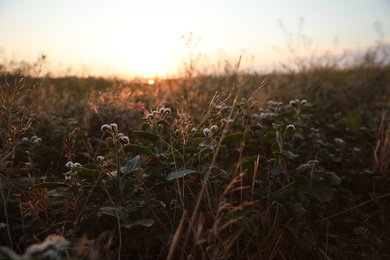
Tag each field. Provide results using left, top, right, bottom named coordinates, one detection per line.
left=0, top=43, right=390, bottom=259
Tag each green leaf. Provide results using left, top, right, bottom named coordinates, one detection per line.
left=221, top=132, right=251, bottom=145
left=141, top=123, right=150, bottom=131
left=105, top=137, right=115, bottom=148
left=276, top=150, right=299, bottom=160
left=31, top=182, right=69, bottom=189
left=98, top=205, right=129, bottom=223
left=122, top=218, right=155, bottom=229
left=124, top=144, right=154, bottom=155
left=48, top=190, right=73, bottom=198
left=166, top=168, right=198, bottom=181
left=184, top=146, right=200, bottom=154
left=296, top=163, right=312, bottom=173
left=157, top=120, right=170, bottom=128
left=231, top=124, right=245, bottom=131
left=132, top=131, right=159, bottom=142
left=189, top=132, right=205, bottom=140
left=122, top=155, right=141, bottom=177
left=72, top=167, right=100, bottom=178
left=271, top=163, right=284, bottom=176
left=325, top=172, right=341, bottom=185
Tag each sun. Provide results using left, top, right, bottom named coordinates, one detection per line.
left=147, top=79, right=155, bottom=85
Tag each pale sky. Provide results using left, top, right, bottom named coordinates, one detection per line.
left=1, top=0, right=389, bottom=78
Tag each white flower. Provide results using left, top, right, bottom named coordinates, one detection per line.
left=32, top=137, right=42, bottom=146
left=146, top=113, right=155, bottom=120
left=190, top=127, right=197, bottom=133
left=335, top=138, right=345, bottom=146
left=110, top=123, right=118, bottom=131
left=97, top=155, right=105, bottom=163
left=210, top=125, right=218, bottom=132
left=73, top=162, right=82, bottom=168
left=21, top=137, right=29, bottom=143
left=119, top=135, right=130, bottom=144
left=101, top=124, right=112, bottom=132
left=65, top=161, right=73, bottom=169
left=203, top=128, right=211, bottom=137
left=352, top=147, right=361, bottom=153
left=286, top=124, right=296, bottom=131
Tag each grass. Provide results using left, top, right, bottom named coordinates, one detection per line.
left=0, top=41, right=390, bottom=259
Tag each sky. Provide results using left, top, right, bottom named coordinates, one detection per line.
left=0, top=0, right=389, bottom=79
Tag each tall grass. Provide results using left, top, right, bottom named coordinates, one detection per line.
left=0, top=34, right=390, bottom=259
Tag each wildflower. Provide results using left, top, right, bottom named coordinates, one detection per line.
left=300, top=99, right=307, bottom=105
left=159, top=107, right=165, bottom=114
left=260, top=112, right=275, bottom=121
left=65, top=161, right=73, bottom=169
left=101, top=124, right=112, bottom=133
left=72, top=162, right=82, bottom=168
left=0, top=223, right=7, bottom=230
left=290, top=99, right=301, bottom=107
left=335, top=138, right=345, bottom=146
left=160, top=107, right=171, bottom=117
left=163, top=108, right=171, bottom=115
left=137, top=101, right=145, bottom=110
left=286, top=124, right=296, bottom=132
left=352, top=147, right=361, bottom=154
left=146, top=113, right=155, bottom=120
left=21, top=137, right=29, bottom=143
left=64, top=171, right=73, bottom=181
left=110, top=123, right=118, bottom=131
left=119, top=135, right=130, bottom=144
left=30, top=135, right=38, bottom=142
left=32, top=137, right=42, bottom=146
left=210, top=125, right=218, bottom=133
left=190, top=127, right=197, bottom=133
left=228, top=119, right=234, bottom=125
left=221, top=118, right=227, bottom=124
left=97, top=155, right=105, bottom=163
left=203, top=128, right=211, bottom=137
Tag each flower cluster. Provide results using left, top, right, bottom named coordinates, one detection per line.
left=146, top=107, right=172, bottom=121
left=101, top=123, right=118, bottom=133
left=64, top=161, right=82, bottom=181
left=289, top=99, right=307, bottom=108
left=202, top=125, right=218, bottom=137
left=22, top=135, right=43, bottom=146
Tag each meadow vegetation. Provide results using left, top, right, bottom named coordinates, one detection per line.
left=0, top=36, right=390, bottom=259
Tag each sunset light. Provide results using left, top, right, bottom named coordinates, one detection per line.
left=1, top=1, right=390, bottom=258
left=0, top=0, right=389, bottom=78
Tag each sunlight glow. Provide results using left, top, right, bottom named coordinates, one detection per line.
left=147, top=79, right=155, bottom=85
